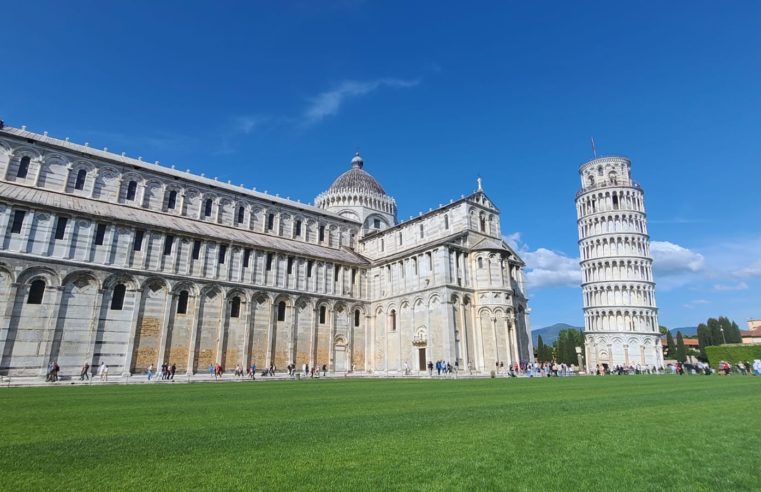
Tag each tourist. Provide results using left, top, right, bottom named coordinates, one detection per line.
left=101, top=363, right=109, bottom=381
left=46, top=361, right=55, bottom=382
left=170, top=363, right=176, bottom=380
left=427, top=361, right=433, bottom=376
left=208, top=363, right=214, bottom=378
left=80, top=362, right=90, bottom=381
left=147, top=364, right=154, bottom=381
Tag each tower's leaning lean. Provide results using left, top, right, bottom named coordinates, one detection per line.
left=576, top=156, right=663, bottom=371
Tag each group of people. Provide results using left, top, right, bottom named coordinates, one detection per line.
left=717, top=360, right=761, bottom=376
left=146, top=363, right=176, bottom=381
left=425, top=360, right=455, bottom=376
left=45, top=361, right=61, bottom=382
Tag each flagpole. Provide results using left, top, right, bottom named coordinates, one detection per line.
left=591, top=137, right=597, bottom=158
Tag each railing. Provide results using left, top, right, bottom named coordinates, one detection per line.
left=576, top=180, right=641, bottom=198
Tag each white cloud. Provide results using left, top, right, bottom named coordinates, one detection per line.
left=713, top=281, right=749, bottom=292
left=303, top=78, right=420, bottom=124
left=523, top=248, right=582, bottom=288
left=734, top=260, right=761, bottom=278
left=650, top=241, right=705, bottom=275
left=503, top=233, right=581, bottom=289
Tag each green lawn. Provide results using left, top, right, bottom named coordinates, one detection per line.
left=1, top=376, right=759, bottom=491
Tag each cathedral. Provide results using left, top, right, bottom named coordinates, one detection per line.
left=0, top=124, right=532, bottom=378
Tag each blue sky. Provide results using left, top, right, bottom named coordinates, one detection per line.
left=2, top=1, right=760, bottom=330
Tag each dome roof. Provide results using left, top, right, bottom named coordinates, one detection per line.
left=327, top=153, right=386, bottom=195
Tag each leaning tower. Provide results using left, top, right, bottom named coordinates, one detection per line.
left=575, top=156, right=663, bottom=371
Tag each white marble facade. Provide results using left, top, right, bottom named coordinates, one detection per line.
left=576, top=156, right=664, bottom=370
left=0, top=125, right=532, bottom=378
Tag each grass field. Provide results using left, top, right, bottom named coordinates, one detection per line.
left=1, top=376, right=759, bottom=491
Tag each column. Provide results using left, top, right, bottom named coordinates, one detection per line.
left=155, top=292, right=174, bottom=368
left=185, top=294, right=203, bottom=375
left=215, top=298, right=227, bottom=365
left=309, top=306, right=318, bottom=368
left=122, top=287, right=144, bottom=375
left=38, top=285, right=65, bottom=377
left=329, top=308, right=336, bottom=372
left=0, top=283, right=20, bottom=367
left=240, top=297, right=252, bottom=370
left=289, top=304, right=298, bottom=365
left=84, top=289, right=105, bottom=371
left=265, top=301, right=275, bottom=367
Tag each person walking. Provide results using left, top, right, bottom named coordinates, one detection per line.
left=101, top=363, right=109, bottom=381
left=80, top=362, right=90, bottom=381
left=147, top=364, right=154, bottom=381
left=170, top=363, right=176, bottom=380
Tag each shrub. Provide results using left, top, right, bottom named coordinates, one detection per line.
left=705, top=344, right=761, bottom=368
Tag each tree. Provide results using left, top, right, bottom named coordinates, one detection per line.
left=707, top=318, right=723, bottom=345
left=554, top=328, right=585, bottom=365
left=697, top=323, right=710, bottom=360
left=659, top=325, right=669, bottom=336
left=676, top=331, right=687, bottom=363
left=536, top=335, right=546, bottom=363
left=666, top=331, right=676, bottom=357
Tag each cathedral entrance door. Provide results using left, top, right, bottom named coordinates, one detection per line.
left=418, top=348, right=426, bottom=371
left=335, top=347, right=347, bottom=372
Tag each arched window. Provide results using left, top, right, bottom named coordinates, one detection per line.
left=609, top=172, right=617, bottom=185
left=230, top=296, right=241, bottom=318
left=354, top=309, right=360, bottom=327
left=419, top=224, right=424, bottom=238
left=17, top=156, right=30, bottom=178
left=612, top=194, right=619, bottom=210
left=480, top=216, right=486, bottom=232
left=390, top=309, right=397, bottom=331
left=277, top=301, right=286, bottom=322
left=176, top=290, right=189, bottom=314
left=319, top=305, right=326, bottom=324
left=236, top=206, right=245, bottom=224
left=478, top=257, right=483, bottom=269
left=597, top=165, right=604, bottom=176
left=588, top=176, right=595, bottom=186
left=444, top=214, right=449, bottom=229
left=126, top=181, right=137, bottom=201
left=204, top=199, right=213, bottom=217
left=27, top=279, right=45, bottom=304
left=74, top=169, right=87, bottom=190
left=167, top=190, right=177, bottom=210
left=110, top=284, right=126, bottom=310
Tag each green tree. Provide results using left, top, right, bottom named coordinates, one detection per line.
left=676, top=331, right=687, bottom=363
left=659, top=325, right=669, bottom=336
left=707, top=318, right=723, bottom=345
left=554, top=329, right=585, bottom=365
left=666, top=331, right=676, bottom=357
left=536, top=335, right=546, bottom=363
left=697, top=323, right=711, bottom=360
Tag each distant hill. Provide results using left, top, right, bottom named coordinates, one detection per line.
left=669, top=326, right=698, bottom=337
left=532, top=323, right=583, bottom=346
left=531, top=324, right=697, bottom=345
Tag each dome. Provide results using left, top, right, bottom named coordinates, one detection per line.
left=327, top=152, right=386, bottom=195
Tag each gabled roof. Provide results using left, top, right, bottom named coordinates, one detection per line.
left=471, top=236, right=525, bottom=265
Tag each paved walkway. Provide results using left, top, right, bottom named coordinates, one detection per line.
left=0, top=371, right=536, bottom=388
